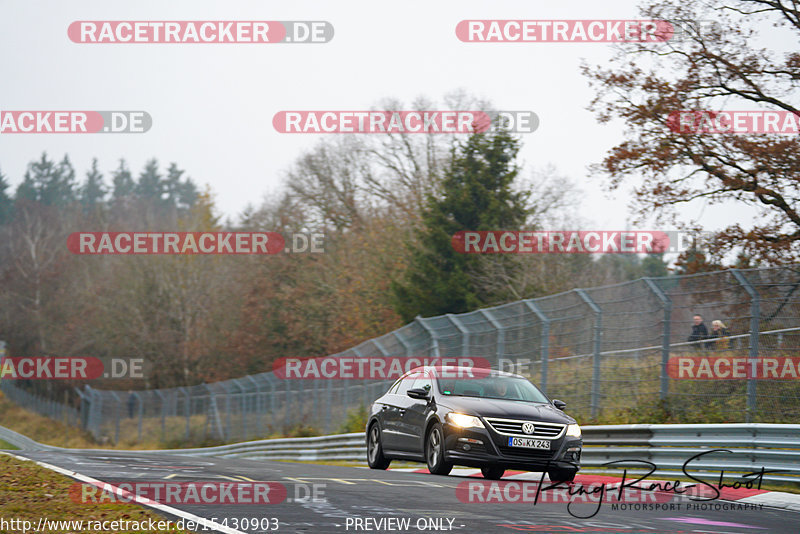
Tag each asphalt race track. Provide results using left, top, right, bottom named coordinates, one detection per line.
left=8, top=450, right=800, bottom=534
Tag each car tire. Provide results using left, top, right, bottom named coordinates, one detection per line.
left=367, top=423, right=391, bottom=470
left=548, top=468, right=577, bottom=482
left=481, top=466, right=505, bottom=480
left=425, top=423, right=453, bottom=476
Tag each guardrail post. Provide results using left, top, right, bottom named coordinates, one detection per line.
left=644, top=278, right=672, bottom=400
left=523, top=300, right=550, bottom=395
left=576, top=289, right=602, bottom=419
left=731, top=269, right=761, bottom=422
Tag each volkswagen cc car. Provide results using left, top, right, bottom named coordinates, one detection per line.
left=366, top=366, right=582, bottom=481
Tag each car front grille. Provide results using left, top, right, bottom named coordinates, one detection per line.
left=484, top=418, right=565, bottom=438
left=497, top=446, right=556, bottom=460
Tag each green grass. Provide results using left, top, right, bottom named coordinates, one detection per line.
left=0, top=439, right=19, bottom=450
left=0, top=454, right=189, bottom=533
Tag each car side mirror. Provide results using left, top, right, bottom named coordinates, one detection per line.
left=407, top=387, right=429, bottom=400
left=552, top=399, right=567, bottom=410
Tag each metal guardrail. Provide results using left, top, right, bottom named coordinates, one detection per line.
left=3, top=423, right=798, bottom=484
left=0, top=425, right=50, bottom=451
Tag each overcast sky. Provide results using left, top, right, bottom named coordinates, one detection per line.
left=0, top=0, right=780, bottom=236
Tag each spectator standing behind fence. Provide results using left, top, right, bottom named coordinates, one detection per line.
left=688, top=314, right=709, bottom=350
left=709, top=320, right=730, bottom=350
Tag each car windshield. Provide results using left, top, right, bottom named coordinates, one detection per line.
left=437, top=375, right=549, bottom=403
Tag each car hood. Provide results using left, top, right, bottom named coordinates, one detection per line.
left=437, top=396, right=575, bottom=424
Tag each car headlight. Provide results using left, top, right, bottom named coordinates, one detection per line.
left=566, top=423, right=581, bottom=438
left=446, top=412, right=485, bottom=429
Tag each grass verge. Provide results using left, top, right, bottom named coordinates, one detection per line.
left=0, top=454, right=188, bottom=533
left=0, top=439, right=19, bottom=450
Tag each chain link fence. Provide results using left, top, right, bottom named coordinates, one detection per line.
left=2, top=265, right=799, bottom=445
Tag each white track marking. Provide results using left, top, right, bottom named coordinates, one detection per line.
left=1, top=452, right=247, bottom=534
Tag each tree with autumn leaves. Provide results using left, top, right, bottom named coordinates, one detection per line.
left=583, top=0, right=800, bottom=268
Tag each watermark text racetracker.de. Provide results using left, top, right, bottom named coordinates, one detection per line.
left=668, top=355, right=800, bottom=380
left=273, top=110, right=539, bottom=134
left=68, top=21, right=333, bottom=43
left=0, top=357, right=146, bottom=380
left=667, top=110, right=800, bottom=134
left=273, top=356, right=491, bottom=380
left=456, top=19, right=720, bottom=43
left=452, top=230, right=711, bottom=254
left=0, top=111, right=151, bottom=134
left=67, top=232, right=325, bottom=254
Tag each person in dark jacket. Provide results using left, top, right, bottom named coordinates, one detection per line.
left=688, top=314, right=708, bottom=350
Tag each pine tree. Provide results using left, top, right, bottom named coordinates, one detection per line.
left=111, top=159, right=135, bottom=200
left=164, top=163, right=198, bottom=211
left=0, top=168, right=12, bottom=224
left=15, top=153, right=77, bottom=207
left=135, top=159, right=164, bottom=202
left=393, top=127, right=529, bottom=321
left=80, top=158, right=107, bottom=214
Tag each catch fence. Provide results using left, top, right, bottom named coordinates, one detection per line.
left=2, top=265, right=799, bottom=444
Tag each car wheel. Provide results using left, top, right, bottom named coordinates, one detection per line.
left=425, top=423, right=453, bottom=475
left=481, top=466, right=505, bottom=480
left=367, top=423, right=391, bottom=470
left=548, top=468, right=577, bottom=482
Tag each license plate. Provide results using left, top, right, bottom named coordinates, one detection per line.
left=508, top=437, right=551, bottom=449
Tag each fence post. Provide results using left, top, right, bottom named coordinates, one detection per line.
left=446, top=314, right=470, bottom=360
left=576, top=289, right=602, bottom=419
left=231, top=379, right=246, bottom=441
left=285, top=375, right=292, bottom=433
left=731, top=269, right=761, bottom=422
left=523, top=300, right=550, bottom=395
left=154, top=390, right=166, bottom=441
left=372, top=339, right=394, bottom=422
left=415, top=316, right=441, bottom=358
left=245, top=376, right=261, bottom=436
left=132, top=391, right=143, bottom=441
left=644, top=278, right=672, bottom=400
left=353, top=346, right=369, bottom=411
left=85, top=385, right=103, bottom=439
left=394, top=331, right=412, bottom=357
left=480, top=309, right=505, bottom=370
left=109, top=392, right=122, bottom=444
left=264, top=374, right=277, bottom=434
left=178, top=387, right=191, bottom=440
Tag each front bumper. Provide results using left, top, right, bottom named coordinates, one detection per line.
left=442, top=422, right=582, bottom=472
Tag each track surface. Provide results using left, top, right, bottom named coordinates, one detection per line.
left=10, top=450, right=800, bottom=534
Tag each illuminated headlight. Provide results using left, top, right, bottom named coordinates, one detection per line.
left=566, top=424, right=581, bottom=438
left=446, top=413, right=485, bottom=429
